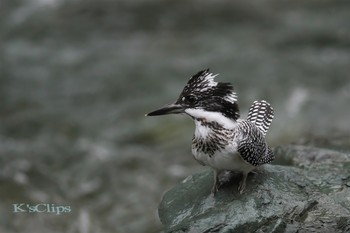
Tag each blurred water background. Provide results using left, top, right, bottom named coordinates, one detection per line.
left=1, top=0, right=350, bottom=232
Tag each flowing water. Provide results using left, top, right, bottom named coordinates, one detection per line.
left=1, top=0, right=350, bottom=232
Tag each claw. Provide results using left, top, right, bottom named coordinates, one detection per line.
left=238, top=172, right=248, bottom=194
left=211, top=184, right=219, bottom=196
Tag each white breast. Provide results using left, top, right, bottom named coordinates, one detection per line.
left=192, top=141, right=254, bottom=172
left=189, top=115, right=254, bottom=172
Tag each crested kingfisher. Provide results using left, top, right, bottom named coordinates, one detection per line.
left=146, top=69, right=274, bottom=195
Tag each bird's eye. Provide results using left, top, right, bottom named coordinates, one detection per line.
left=184, top=94, right=197, bottom=104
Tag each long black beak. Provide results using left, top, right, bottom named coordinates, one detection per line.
left=145, top=103, right=184, bottom=116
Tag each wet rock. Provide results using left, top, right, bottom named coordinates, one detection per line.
left=158, top=143, right=350, bottom=232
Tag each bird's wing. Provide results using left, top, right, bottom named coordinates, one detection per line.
left=236, top=121, right=274, bottom=166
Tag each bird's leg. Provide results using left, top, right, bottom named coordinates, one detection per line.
left=238, top=172, right=248, bottom=194
left=211, top=170, right=220, bottom=196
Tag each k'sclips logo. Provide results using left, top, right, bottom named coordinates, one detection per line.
left=12, top=203, right=71, bottom=215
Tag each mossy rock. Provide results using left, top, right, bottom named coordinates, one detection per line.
left=159, top=142, right=350, bottom=233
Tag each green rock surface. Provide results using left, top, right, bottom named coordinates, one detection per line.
left=159, top=142, right=350, bottom=233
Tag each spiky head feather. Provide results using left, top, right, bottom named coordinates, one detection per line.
left=176, top=69, right=240, bottom=121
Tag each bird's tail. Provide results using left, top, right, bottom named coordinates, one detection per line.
left=247, top=100, right=274, bottom=136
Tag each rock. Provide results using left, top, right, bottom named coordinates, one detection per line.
left=158, top=142, right=350, bottom=232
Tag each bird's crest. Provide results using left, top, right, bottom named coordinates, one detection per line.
left=183, top=69, right=219, bottom=92
left=176, top=69, right=240, bottom=121
left=180, top=69, right=237, bottom=104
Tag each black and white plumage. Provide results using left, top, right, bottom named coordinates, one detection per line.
left=247, top=100, right=274, bottom=137
left=146, top=69, right=274, bottom=195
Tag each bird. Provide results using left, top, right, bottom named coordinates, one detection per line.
left=146, top=69, right=274, bottom=195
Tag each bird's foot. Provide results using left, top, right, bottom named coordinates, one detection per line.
left=250, top=170, right=258, bottom=176
left=211, top=184, right=219, bottom=196
left=238, top=172, right=248, bottom=194
left=238, top=180, right=246, bottom=194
